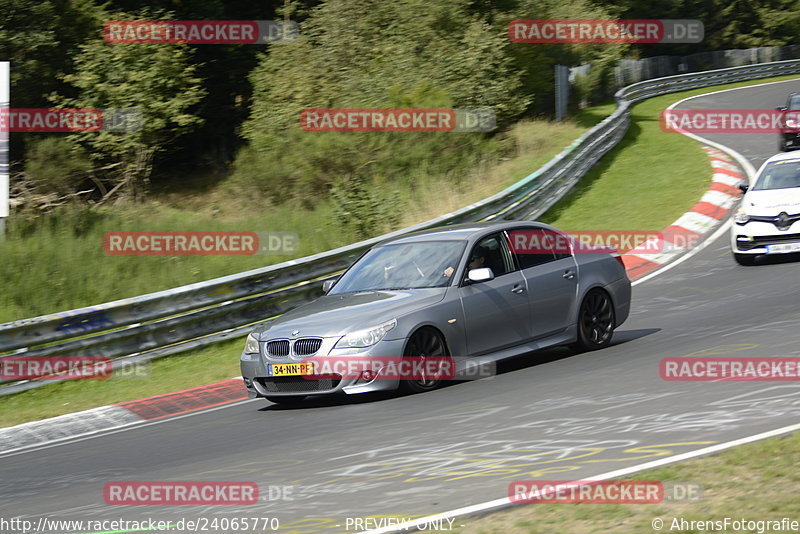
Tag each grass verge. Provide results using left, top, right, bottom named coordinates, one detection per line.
left=436, top=429, right=800, bottom=533
left=0, top=338, right=242, bottom=427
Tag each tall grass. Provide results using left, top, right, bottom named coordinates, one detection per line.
left=0, top=202, right=351, bottom=322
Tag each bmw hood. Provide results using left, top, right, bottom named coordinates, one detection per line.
left=744, top=189, right=800, bottom=215
left=253, top=288, right=447, bottom=339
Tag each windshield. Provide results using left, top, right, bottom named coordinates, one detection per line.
left=329, top=240, right=467, bottom=293
left=753, top=159, right=800, bottom=191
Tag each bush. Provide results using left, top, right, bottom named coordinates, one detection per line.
left=330, top=174, right=402, bottom=239
left=25, top=137, right=91, bottom=196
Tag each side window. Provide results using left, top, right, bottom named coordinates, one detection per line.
left=465, top=233, right=514, bottom=278
left=552, top=232, right=572, bottom=261
left=507, top=228, right=570, bottom=268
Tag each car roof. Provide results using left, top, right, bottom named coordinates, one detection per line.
left=753, top=151, right=800, bottom=185
left=377, top=220, right=556, bottom=246
left=763, top=151, right=800, bottom=165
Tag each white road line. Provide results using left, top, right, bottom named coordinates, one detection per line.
left=358, top=421, right=800, bottom=534
left=0, top=398, right=256, bottom=459
left=631, top=219, right=732, bottom=286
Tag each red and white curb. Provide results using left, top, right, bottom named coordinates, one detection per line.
left=0, top=378, right=248, bottom=455
left=621, top=146, right=744, bottom=280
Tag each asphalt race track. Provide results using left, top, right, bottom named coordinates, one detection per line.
left=2, top=79, right=800, bottom=534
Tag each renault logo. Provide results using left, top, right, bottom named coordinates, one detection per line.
left=775, top=212, right=792, bottom=231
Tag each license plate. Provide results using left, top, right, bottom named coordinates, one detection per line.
left=267, top=362, right=315, bottom=377
left=766, top=242, right=800, bottom=254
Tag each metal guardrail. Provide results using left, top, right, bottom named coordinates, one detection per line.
left=614, top=44, right=800, bottom=87
left=3, top=58, right=800, bottom=396
left=615, top=58, right=800, bottom=103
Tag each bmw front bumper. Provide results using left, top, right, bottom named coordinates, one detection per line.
left=240, top=337, right=406, bottom=398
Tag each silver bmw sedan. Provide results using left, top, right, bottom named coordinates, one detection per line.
left=240, top=221, right=631, bottom=404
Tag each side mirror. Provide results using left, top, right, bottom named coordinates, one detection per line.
left=322, top=279, right=337, bottom=293
left=467, top=267, right=495, bottom=284
left=777, top=106, right=788, bottom=111
left=738, top=183, right=749, bottom=193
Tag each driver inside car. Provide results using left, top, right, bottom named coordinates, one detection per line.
left=442, top=247, right=487, bottom=278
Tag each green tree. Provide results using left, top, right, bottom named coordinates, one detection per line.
left=246, top=0, right=527, bottom=136
left=0, top=0, right=98, bottom=107
left=501, top=0, right=629, bottom=112
left=56, top=11, right=206, bottom=201
left=0, top=0, right=100, bottom=177
left=237, top=0, right=525, bottom=208
left=593, top=0, right=800, bottom=53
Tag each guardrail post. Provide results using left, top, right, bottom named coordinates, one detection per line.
left=0, top=61, right=8, bottom=243
left=555, top=64, right=569, bottom=122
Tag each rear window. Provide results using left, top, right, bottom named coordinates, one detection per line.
left=507, top=228, right=570, bottom=269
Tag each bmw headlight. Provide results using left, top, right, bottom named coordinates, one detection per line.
left=244, top=333, right=260, bottom=354
left=335, top=319, right=397, bottom=349
left=734, top=208, right=750, bottom=225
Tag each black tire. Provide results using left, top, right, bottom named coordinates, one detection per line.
left=570, top=289, right=615, bottom=352
left=733, top=253, right=757, bottom=266
left=399, top=328, right=447, bottom=394
left=266, top=395, right=306, bottom=405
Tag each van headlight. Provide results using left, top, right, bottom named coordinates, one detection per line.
left=335, top=319, right=397, bottom=349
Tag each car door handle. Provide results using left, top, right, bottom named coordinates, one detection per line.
left=511, top=285, right=525, bottom=294
left=563, top=270, right=575, bottom=280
